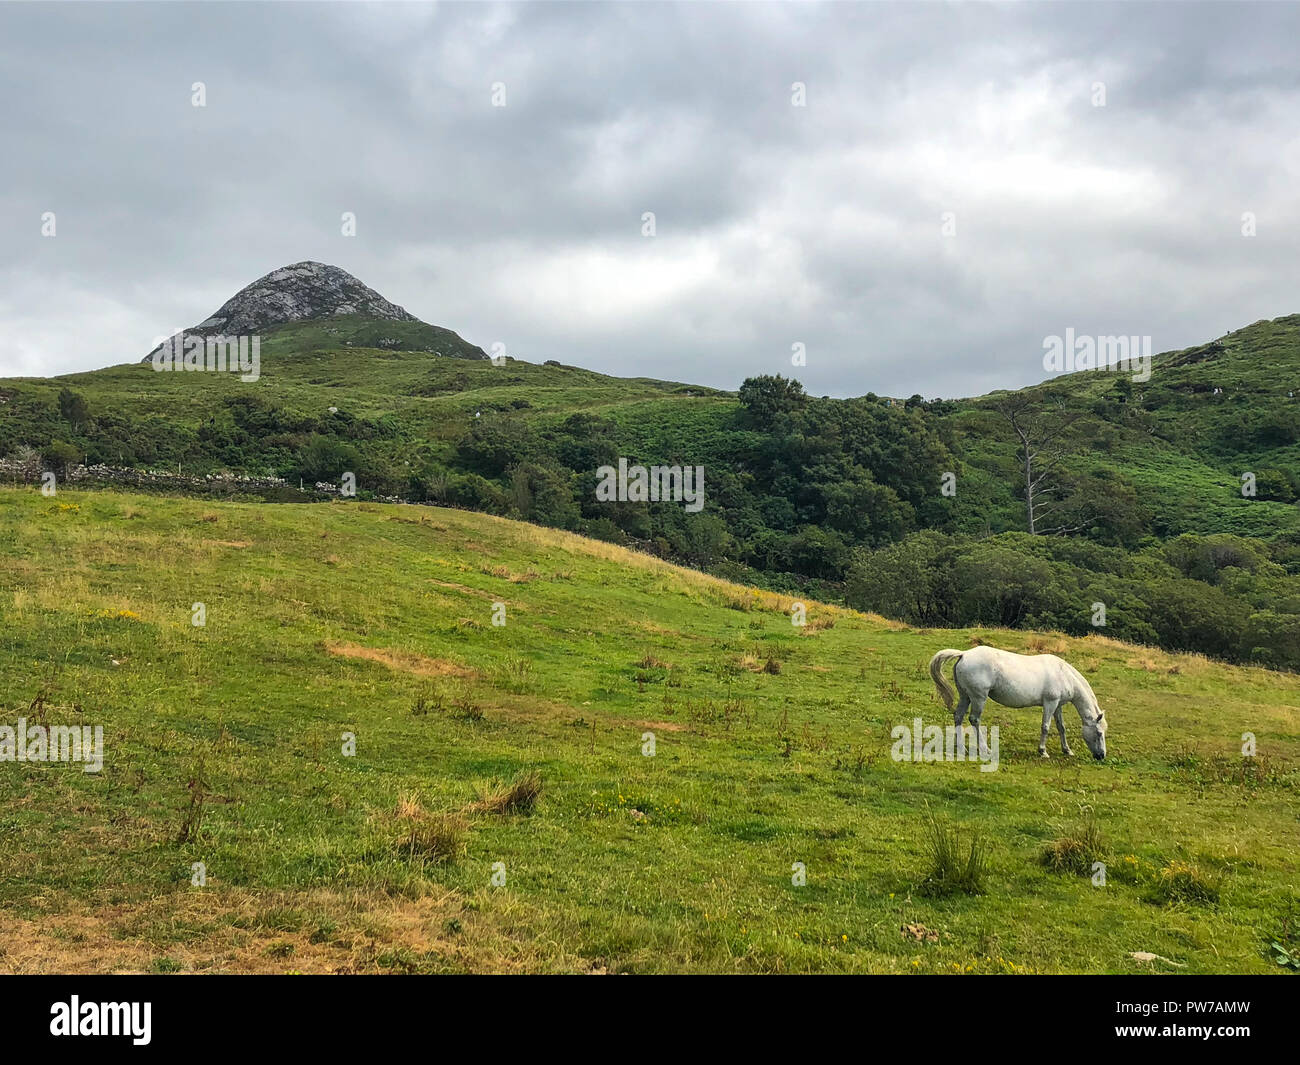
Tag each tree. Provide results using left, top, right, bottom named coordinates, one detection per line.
left=508, top=460, right=580, bottom=529
left=954, top=541, right=1056, bottom=627
left=675, top=513, right=734, bottom=568
left=57, top=388, right=90, bottom=430
left=552, top=412, right=618, bottom=473
left=995, top=394, right=1085, bottom=534
left=43, top=439, right=82, bottom=479
left=845, top=531, right=956, bottom=626
left=456, top=416, right=537, bottom=477
left=297, top=435, right=360, bottom=482
left=737, top=375, right=807, bottom=429
left=1052, top=469, right=1152, bottom=544
left=1140, top=578, right=1245, bottom=659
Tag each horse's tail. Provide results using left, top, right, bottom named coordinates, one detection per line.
left=928, top=649, right=965, bottom=712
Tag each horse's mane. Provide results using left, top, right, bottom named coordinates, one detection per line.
left=1062, top=659, right=1103, bottom=721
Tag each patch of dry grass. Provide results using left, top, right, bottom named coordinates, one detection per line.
left=467, top=771, right=543, bottom=816
left=324, top=641, right=475, bottom=678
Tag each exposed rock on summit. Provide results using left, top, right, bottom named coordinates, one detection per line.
left=143, top=261, right=486, bottom=361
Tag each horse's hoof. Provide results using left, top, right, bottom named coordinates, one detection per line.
left=1039, top=751, right=1050, bottom=759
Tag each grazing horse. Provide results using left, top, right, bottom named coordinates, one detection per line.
left=928, top=646, right=1108, bottom=760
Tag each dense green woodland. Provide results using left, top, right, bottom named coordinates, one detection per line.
left=3, top=313, right=1298, bottom=668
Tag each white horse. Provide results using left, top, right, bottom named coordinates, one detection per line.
left=929, top=646, right=1108, bottom=760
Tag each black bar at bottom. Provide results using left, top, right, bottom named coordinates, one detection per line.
left=0, top=974, right=1290, bottom=1052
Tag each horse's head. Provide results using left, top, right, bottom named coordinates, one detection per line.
left=1081, top=708, right=1107, bottom=760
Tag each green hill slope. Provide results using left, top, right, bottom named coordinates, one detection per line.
left=4, top=311, right=1295, bottom=532
left=3, top=311, right=1298, bottom=669
left=956, top=314, right=1300, bottom=538
left=1, top=488, right=1297, bottom=973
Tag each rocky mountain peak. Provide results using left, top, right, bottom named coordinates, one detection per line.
left=143, top=261, right=422, bottom=360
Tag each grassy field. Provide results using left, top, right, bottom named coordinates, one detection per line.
left=1, top=486, right=1297, bottom=974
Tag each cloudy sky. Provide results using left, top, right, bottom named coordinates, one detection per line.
left=2, top=1, right=1298, bottom=397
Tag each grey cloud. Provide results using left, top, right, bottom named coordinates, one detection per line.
left=2, top=1, right=1298, bottom=398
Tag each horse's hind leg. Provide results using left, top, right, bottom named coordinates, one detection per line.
left=953, top=692, right=972, bottom=755
left=968, top=693, right=990, bottom=757
left=1054, top=705, right=1073, bottom=757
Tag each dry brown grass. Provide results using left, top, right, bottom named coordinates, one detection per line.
left=426, top=578, right=499, bottom=599
left=466, top=771, right=543, bottom=816
left=479, top=564, right=540, bottom=583
left=631, top=718, right=688, bottom=733
left=324, top=641, right=475, bottom=678
left=393, top=792, right=469, bottom=863
left=0, top=887, right=573, bottom=974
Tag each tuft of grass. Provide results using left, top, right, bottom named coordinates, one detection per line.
left=1263, top=895, right=1300, bottom=970
left=470, top=770, right=543, bottom=816
left=177, top=755, right=208, bottom=845
left=410, top=685, right=439, bottom=716
left=1041, top=809, right=1106, bottom=875
left=393, top=792, right=469, bottom=864
left=1144, top=860, right=1221, bottom=906
left=450, top=696, right=484, bottom=722
left=489, top=656, right=535, bottom=694
left=919, top=804, right=989, bottom=897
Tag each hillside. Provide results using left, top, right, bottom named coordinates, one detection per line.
left=5, top=305, right=1297, bottom=539
left=954, top=314, right=1300, bottom=539
left=3, top=279, right=1299, bottom=669
left=1, top=488, right=1297, bottom=973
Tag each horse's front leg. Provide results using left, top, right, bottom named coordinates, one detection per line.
left=1054, top=705, right=1073, bottom=757
left=1039, top=701, right=1058, bottom=758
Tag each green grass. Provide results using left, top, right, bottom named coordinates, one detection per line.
left=0, top=487, right=1297, bottom=973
